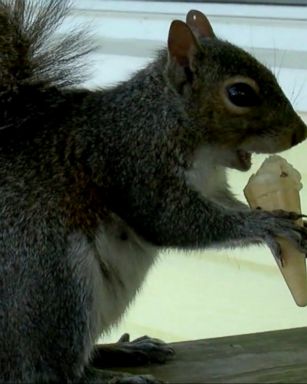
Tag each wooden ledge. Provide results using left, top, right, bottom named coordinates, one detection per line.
left=112, top=327, right=307, bottom=383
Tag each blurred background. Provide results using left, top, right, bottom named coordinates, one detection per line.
left=66, top=0, right=307, bottom=342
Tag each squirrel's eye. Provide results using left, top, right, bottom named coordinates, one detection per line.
left=226, top=82, right=259, bottom=107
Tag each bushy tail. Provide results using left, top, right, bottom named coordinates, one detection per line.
left=0, top=0, right=92, bottom=133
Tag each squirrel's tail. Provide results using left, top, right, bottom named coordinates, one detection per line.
left=0, top=0, right=92, bottom=133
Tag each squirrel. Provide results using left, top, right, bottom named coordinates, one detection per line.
left=1, top=1, right=307, bottom=383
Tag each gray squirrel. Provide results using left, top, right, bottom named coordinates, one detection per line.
left=1, top=1, right=307, bottom=383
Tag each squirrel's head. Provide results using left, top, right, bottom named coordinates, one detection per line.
left=166, top=10, right=307, bottom=171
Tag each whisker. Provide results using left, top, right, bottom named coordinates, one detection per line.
left=272, top=41, right=277, bottom=78
left=275, top=49, right=286, bottom=81
left=292, top=80, right=305, bottom=109
left=289, top=77, right=299, bottom=105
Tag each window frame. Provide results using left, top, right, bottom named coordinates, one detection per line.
left=71, top=0, right=307, bottom=112
left=73, top=0, right=307, bottom=20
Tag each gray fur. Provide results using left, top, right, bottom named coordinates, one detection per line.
left=1, top=1, right=307, bottom=383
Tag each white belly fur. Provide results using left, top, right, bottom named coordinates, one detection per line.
left=184, top=145, right=228, bottom=199
left=68, top=216, right=157, bottom=345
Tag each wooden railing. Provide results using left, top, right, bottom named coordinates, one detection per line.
left=110, top=327, right=307, bottom=383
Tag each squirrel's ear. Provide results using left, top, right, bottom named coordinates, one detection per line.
left=186, top=10, right=215, bottom=39
left=168, top=20, right=199, bottom=69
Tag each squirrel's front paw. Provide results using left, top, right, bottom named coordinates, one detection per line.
left=249, top=209, right=307, bottom=261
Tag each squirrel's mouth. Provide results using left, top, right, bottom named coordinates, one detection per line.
left=215, top=147, right=252, bottom=171
left=235, top=149, right=252, bottom=171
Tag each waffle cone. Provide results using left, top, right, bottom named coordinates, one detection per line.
left=244, top=177, right=307, bottom=307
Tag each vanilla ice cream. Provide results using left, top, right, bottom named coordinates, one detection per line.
left=244, top=155, right=307, bottom=307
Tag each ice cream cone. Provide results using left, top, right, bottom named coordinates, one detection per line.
left=244, top=155, right=307, bottom=307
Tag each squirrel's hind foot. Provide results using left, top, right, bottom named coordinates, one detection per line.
left=91, top=334, right=175, bottom=369
left=83, top=367, right=163, bottom=384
